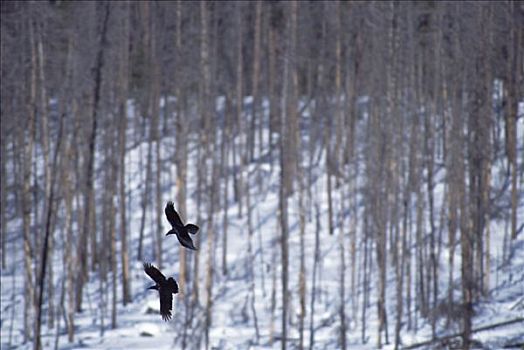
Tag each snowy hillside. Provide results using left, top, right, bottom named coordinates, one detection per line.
left=2, top=96, right=523, bottom=350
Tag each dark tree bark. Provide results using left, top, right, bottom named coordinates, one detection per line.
left=76, top=1, right=110, bottom=312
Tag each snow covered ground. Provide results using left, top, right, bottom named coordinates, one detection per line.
left=1, top=98, right=523, bottom=349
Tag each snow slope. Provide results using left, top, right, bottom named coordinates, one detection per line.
left=1, top=97, right=523, bottom=349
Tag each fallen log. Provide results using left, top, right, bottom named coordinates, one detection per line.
left=402, top=317, right=524, bottom=349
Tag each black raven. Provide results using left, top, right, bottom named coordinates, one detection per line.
left=143, top=262, right=179, bottom=321
left=165, top=201, right=199, bottom=250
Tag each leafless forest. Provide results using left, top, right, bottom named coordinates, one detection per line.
left=1, top=1, right=523, bottom=350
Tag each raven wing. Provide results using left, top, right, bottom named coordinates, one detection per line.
left=159, top=288, right=173, bottom=321
left=176, top=230, right=197, bottom=250
left=185, top=224, right=199, bottom=234
left=143, top=262, right=166, bottom=284
left=165, top=201, right=184, bottom=227
left=167, top=277, right=179, bottom=294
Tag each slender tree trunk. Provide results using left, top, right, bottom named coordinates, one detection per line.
left=118, top=12, right=132, bottom=302
left=137, top=123, right=153, bottom=261
left=250, top=0, right=262, bottom=161
left=361, top=209, right=369, bottom=343
left=338, top=186, right=347, bottom=350
left=395, top=185, right=409, bottom=350
left=173, top=4, right=189, bottom=347
left=507, top=0, right=520, bottom=240
left=268, top=17, right=277, bottom=163
left=202, top=6, right=215, bottom=346
left=279, top=155, right=289, bottom=350
left=109, top=127, right=118, bottom=329
left=77, top=1, right=110, bottom=312
left=204, top=160, right=218, bottom=350
left=0, top=10, right=7, bottom=270
left=35, top=21, right=56, bottom=330
left=279, top=23, right=290, bottom=349
left=334, top=7, right=347, bottom=344
left=309, top=201, right=321, bottom=350
left=0, top=132, right=6, bottom=269
left=221, top=95, right=230, bottom=276
left=269, top=225, right=278, bottom=346
left=481, top=4, right=493, bottom=296
left=176, top=90, right=189, bottom=348
left=235, top=3, right=244, bottom=220
left=350, top=161, right=359, bottom=322
left=23, top=17, right=37, bottom=342
left=425, top=104, right=437, bottom=337
left=34, top=100, right=65, bottom=350
left=245, top=161, right=260, bottom=343
left=150, top=6, right=163, bottom=270
left=376, top=212, right=387, bottom=349
left=62, top=127, right=75, bottom=342
left=445, top=73, right=459, bottom=324
left=298, top=153, right=306, bottom=350
left=333, top=1, right=343, bottom=186
left=460, top=171, right=472, bottom=350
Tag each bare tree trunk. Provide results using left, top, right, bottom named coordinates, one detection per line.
left=249, top=0, right=262, bottom=161
left=23, top=17, right=38, bottom=342
left=269, top=225, right=278, bottom=346
left=35, top=19, right=56, bottom=330
left=309, top=201, right=321, bottom=350
left=425, top=103, right=437, bottom=337
left=109, top=129, right=118, bottom=329
left=279, top=155, right=289, bottom=350
left=137, top=116, right=153, bottom=261
left=137, top=1, right=156, bottom=265
left=268, top=15, right=278, bottom=163
left=0, top=10, right=7, bottom=270
left=77, top=1, right=110, bottom=312
left=415, top=179, right=427, bottom=325
left=174, top=3, right=189, bottom=349
left=118, top=3, right=131, bottom=302
left=0, top=131, right=6, bottom=269
left=395, top=185, right=409, bottom=350
left=62, top=133, right=75, bottom=342
left=34, top=99, right=65, bottom=350
left=481, top=4, right=493, bottom=296
left=298, top=151, right=306, bottom=350
left=334, top=6, right=347, bottom=344
left=350, top=161, right=359, bottom=322
left=460, top=166, right=472, bottom=350
left=176, top=92, right=189, bottom=348
left=234, top=3, right=244, bottom=220
left=338, top=187, right=347, bottom=350
left=201, top=5, right=215, bottom=346
left=326, top=154, right=334, bottom=236
left=245, top=148, right=260, bottom=343
left=54, top=31, right=74, bottom=340
left=279, top=21, right=290, bottom=349
left=150, top=5, right=163, bottom=270
left=99, top=109, right=117, bottom=332
left=221, top=95, right=231, bottom=276
left=361, top=209, right=369, bottom=344
left=445, top=68, right=459, bottom=324
left=506, top=0, right=520, bottom=240
left=376, top=210, right=387, bottom=349
left=333, top=2, right=343, bottom=186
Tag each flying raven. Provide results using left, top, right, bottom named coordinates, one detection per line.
left=165, top=201, right=199, bottom=250
left=143, top=262, right=179, bottom=321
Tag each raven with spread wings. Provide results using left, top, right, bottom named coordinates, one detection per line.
left=165, top=201, right=199, bottom=250
left=143, top=262, right=179, bottom=321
